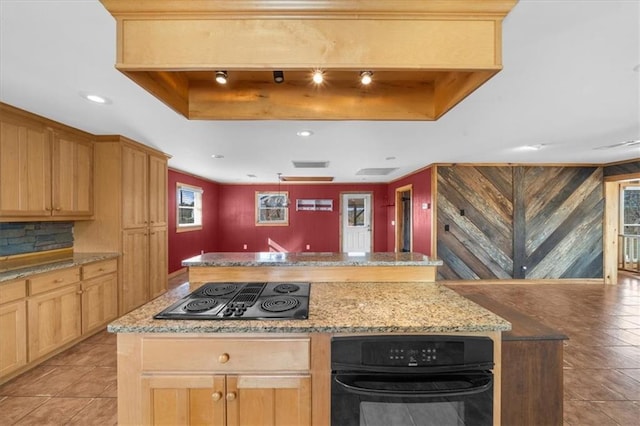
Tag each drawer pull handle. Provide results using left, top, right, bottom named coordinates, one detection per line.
left=226, top=392, right=237, bottom=401
left=218, top=353, right=230, bottom=364
left=211, top=391, right=222, bottom=401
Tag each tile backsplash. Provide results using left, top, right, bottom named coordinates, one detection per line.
left=0, top=222, right=73, bottom=256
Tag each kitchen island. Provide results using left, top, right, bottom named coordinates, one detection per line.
left=109, top=280, right=510, bottom=426
left=183, top=251, right=442, bottom=283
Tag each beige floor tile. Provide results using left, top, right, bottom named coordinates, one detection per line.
left=67, top=398, right=117, bottom=426
left=13, top=397, right=92, bottom=425
left=618, top=368, right=640, bottom=384
left=0, top=366, right=94, bottom=397
left=595, top=400, right=640, bottom=425
left=0, top=396, right=49, bottom=424
left=56, top=367, right=117, bottom=398
left=563, top=400, right=618, bottom=425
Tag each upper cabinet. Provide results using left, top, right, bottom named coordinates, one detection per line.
left=0, top=103, right=94, bottom=221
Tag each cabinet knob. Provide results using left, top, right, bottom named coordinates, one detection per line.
left=211, top=391, right=223, bottom=401
left=55, top=207, right=62, bottom=211
left=226, top=392, right=237, bottom=401
left=218, top=353, right=230, bottom=364
left=76, top=290, right=83, bottom=295
left=54, top=279, right=64, bottom=283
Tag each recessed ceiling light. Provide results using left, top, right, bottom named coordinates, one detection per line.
left=595, top=140, right=640, bottom=150
left=360, top=71, right=373, bottom=85
left=247, top=174, right=257, bottom=178
left=80, top=92, right=111, bottom=104
left=520, top=144, right=545, bottom=151
left=211, top=154, right=225, bottom=159
left=297, top=130, right=313, bottom=137
left=215, top=71, right=228, bottom=84
left=312, top=70, right=324, bottom=84
left=385, top=156, right=396, bottom=160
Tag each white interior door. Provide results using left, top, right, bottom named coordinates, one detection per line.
left=341, top=193, right=372, bottom=253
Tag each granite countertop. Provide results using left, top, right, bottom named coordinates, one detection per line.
left=108, top=281, right=510, bottom=334
left=182, top=251, right=442, bottom=267
left=0, top=252, right=120, bottom=283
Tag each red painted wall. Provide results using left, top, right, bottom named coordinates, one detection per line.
left=387, top=167, right=433, bottom=256
left=217, top=183, right=389, bottom=253
left=168, top=169, right=221, bottom=273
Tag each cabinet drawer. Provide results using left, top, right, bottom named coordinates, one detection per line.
left=29, top=268, right=81, bottom=295
left=0, top=280, right=27, bottom=304
left=142, top=338, right=310, bottom=372
left=82, top=259, right=117, bottom=280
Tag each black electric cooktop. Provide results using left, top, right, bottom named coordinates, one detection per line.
left=154, top=282, right=310, bottom=320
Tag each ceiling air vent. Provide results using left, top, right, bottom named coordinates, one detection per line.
left=355, top=168, right=399, bottom=176
left=292, top=161, right=330, bottom=168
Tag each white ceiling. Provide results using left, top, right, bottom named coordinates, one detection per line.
left=1, top=0, right=639, bottom=184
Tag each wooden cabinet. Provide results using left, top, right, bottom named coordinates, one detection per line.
left=120, top=335, right=312, bottom=426
left=141, top=374, right=311, bottom=426
left=0, top=280, right=27, bottom=377
left=0, top=103, right=93, bottom=221
left=81, top=259, right=118, bottom=335
left=75, top=135, right=169, bottom=315
left=122, top=228, right=150, bottom=313
left=51, top=128, right=93, bottom=218
left=27, top=282, right=82, bottom=361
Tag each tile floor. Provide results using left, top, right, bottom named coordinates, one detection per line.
left=1, top=272, right=638, bottom=425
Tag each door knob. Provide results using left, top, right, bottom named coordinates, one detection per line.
left=226, top=392, right=237, bottom=401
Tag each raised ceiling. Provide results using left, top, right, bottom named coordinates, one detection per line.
left=100, top=0, right=517, bottom=120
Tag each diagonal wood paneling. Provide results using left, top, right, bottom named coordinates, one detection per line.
left=437, top=165, right=604, bottom=280
left=437, top=166, right=513, bottom=279
left=522, top=167, right=603, bottom=278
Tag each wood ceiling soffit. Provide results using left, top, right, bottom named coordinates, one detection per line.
left=100, top=0, right=518, bottom=120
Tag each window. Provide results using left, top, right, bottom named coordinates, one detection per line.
left=177, top=183, right=203, bottom=232
left=621, top=184, right=640, bottom=235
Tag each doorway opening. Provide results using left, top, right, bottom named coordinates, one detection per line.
left=340, top=193, right=373, bottom=253
left=395, top=185, right=412, bottom=252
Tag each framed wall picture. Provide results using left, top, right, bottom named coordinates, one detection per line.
left=256, top=191, right=289, bottom=225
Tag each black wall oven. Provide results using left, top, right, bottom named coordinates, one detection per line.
left=331, top=335, right=494, bottom=426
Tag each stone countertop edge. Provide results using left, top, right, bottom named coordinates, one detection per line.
left=182, top=252, right=443, bottom=267
left=0, top=252, right=120, bottom=283
left=108, top=281, right=511, bottom=334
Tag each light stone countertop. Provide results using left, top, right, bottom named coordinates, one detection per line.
left=182, top=251, right=442, bottom=267
left=108, top=281, right=511, bottom=334
left=0, top=252, right=120, bottom=283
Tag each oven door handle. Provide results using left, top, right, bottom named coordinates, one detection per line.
left=333, top=374, right=492, bottom=398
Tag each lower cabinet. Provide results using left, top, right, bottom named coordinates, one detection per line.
left=81, top=272, right=118, bottom=335
left=142, top=374, right=311, bottom=426
left=0, top=298, right=27, bottom=377
left=28, top=283, right=82, bottom=361
left=0, top=258, right=119, bottom=384
left=120, top=335, right=312, bottom=426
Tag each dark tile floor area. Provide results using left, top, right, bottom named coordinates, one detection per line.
left=1, top=272, right=638, bottom=425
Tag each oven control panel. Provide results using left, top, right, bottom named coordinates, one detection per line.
left=362, top=341, right=464, bottom=367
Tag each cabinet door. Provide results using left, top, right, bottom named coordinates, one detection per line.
left=141, top=375, right=226, bottom=426
left=226, top=375, right=311, bottom=426
left=149, top=226, right=168, bottom=299
left=148, top=154, right=167, bottom=227
left=0, top=300, right=27, bottom=377
left=81, top=273, right=118, bottom=334
left=121, top=228, right=149, bottom=314
left=27, top=284, right=82, bottom=361
left=0, top=113, right=51, bottom=217
left=51, top=130, right=94, bottom=217
left=122, top=145, right=148, bottom=229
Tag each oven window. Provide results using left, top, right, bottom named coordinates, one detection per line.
left=360, top=401, right=464, bottom=426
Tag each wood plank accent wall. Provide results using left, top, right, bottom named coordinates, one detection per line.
left=604, top=159, right=640, bottom=178
left=436, top=165, right=604, bottom=280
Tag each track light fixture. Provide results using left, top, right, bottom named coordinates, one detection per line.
left=312, top=70, right=324, bottom=84
left=360, top=71, right=373, bottom=85
left=273, top=70, right=284, bottom=84
left=215, top=71, right=228, bottom=85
